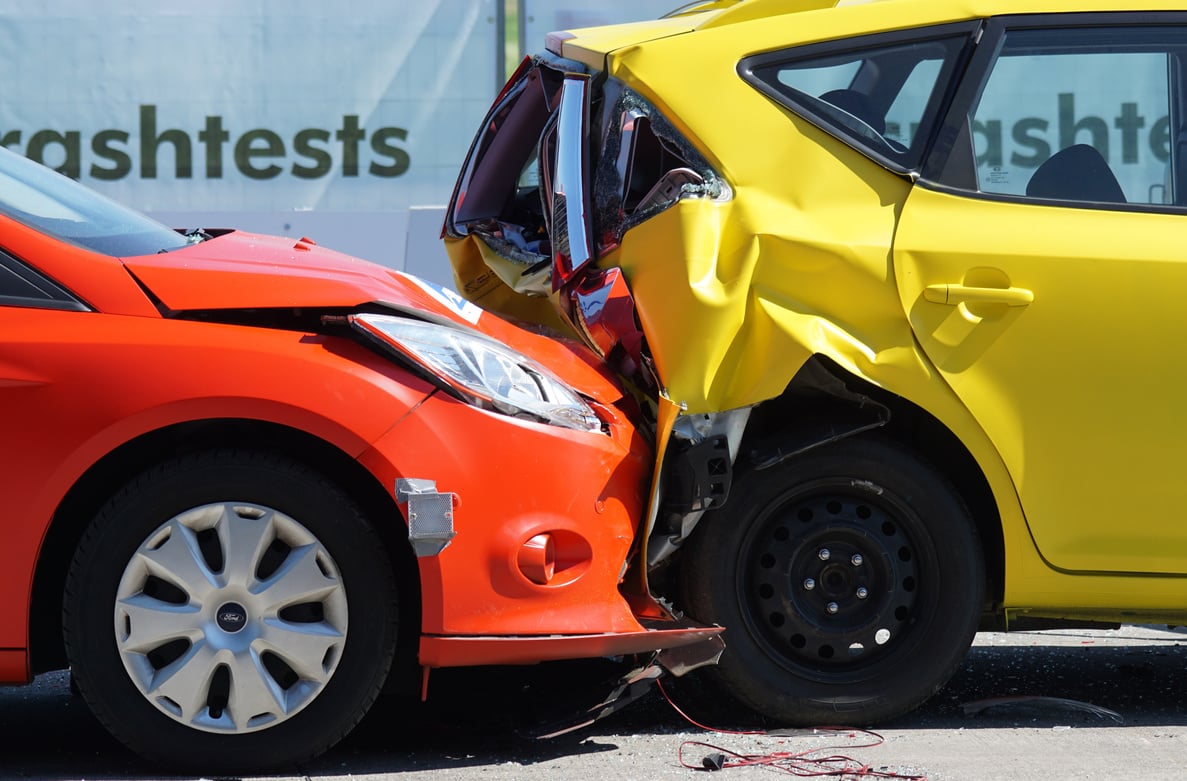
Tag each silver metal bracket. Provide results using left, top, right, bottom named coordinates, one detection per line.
left=396, top=478, right=457, bottom=557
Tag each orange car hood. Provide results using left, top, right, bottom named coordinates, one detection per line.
left=123, top=231, right=439, bottom=313
left=122, top=230, right=626, bottom=401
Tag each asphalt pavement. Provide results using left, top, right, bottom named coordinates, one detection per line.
left=1, top=625, right=1185, bottom=781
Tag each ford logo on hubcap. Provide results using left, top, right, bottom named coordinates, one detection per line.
left=216, top=602, right=248, bottom=633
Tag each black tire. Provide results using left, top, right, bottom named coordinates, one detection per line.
left=679, top=436, right=983, bottom=725
left=63, top=451, right=398, bottom=773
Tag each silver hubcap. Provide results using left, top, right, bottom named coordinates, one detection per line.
left=113, top=502, right=348, bottom=734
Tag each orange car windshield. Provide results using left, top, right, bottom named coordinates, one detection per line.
left=0, top=147, right=190, bottom=256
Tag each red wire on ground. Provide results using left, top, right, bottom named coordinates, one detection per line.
left=657, top=679, right=927, bottom=779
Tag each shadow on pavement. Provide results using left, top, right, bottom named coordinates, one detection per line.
left=1, top=630, right=1185, bottom=779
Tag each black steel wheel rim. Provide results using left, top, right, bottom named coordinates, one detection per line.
left=739, top=482, right=922, bottom=675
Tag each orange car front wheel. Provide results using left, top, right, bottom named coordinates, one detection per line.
left=62, top=450, right=398, bottom=773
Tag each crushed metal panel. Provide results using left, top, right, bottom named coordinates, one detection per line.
left=548, top=74, right=597, bottom=289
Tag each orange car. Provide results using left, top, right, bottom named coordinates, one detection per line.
left=0, top=147, right=718, bottom=771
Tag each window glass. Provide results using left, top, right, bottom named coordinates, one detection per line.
left=449, top=63, right=564, bottom=228
left=886, top=59, right=944, bottom=149
left=775, top=61, right=862, bottom=96
left=0, top=262, right=52, bottom=302
left=967, top=27, right=1179, bottom=205
left=743, top=31, right=972, bottom=167
left=0, top=147, right=189, bottom=256
left=0, top=251, right=85, bottom=310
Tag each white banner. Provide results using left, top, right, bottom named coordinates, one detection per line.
left=0, top=1, right=499, bottom=278
left=518, top=0, right=687, bottom=56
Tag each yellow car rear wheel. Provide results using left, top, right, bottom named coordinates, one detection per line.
left=680, top=436, right=984, bottom=725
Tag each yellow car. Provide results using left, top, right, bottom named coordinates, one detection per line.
left=445, top=0, right=1187, bottom=725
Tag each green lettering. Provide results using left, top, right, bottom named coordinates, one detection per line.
left=1058, top=93, right=1108, bottom=159
left=292, top=128, right=332, bottom=179
left=336, top=115, right=364, bottom=177
left=198, top=116, right=230, bottom=179
left=234, top=129, right=284, bottom=180
left=0, top=130, right=20, bottom=149
left=139, top=105, right=193, bottom=179
left=369, top=127, right=410, bottom=177
left=28, top=130, right=81, bottom=178
left=972, top=118, right=1003, bottom=168
left=90, top=129, right=132, bottom=180
left=1113, top=103, right=1145, bottom=165
left=1150, top=115, right=1170, bottom=163
left=1010, top=118, right=1050, bottom=168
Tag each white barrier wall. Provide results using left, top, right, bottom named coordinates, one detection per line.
left=0, top=1, right=692, bottom=285
left=0, top=0, right=500, bottom=283
left=518, top=0, right=690, bottom=56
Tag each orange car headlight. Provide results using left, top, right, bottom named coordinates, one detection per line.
left=351, top=313, right=602, bottom=433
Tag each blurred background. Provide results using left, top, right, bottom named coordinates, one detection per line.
left=0, top=0, right=689, bottom=285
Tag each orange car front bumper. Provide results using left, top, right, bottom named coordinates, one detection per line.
left=359, top=388, right=719, bottom=668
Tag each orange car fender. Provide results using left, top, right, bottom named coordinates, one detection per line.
left=357, top=389, right=653, bottom=651
left=1, top=317, right=435, bottom=661
left=0, top=215, right=161, bottom=318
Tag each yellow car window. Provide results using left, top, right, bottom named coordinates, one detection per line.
left=740, top=24, right=977, bottom=170
left=930, top=25, right=1182, bottom=209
